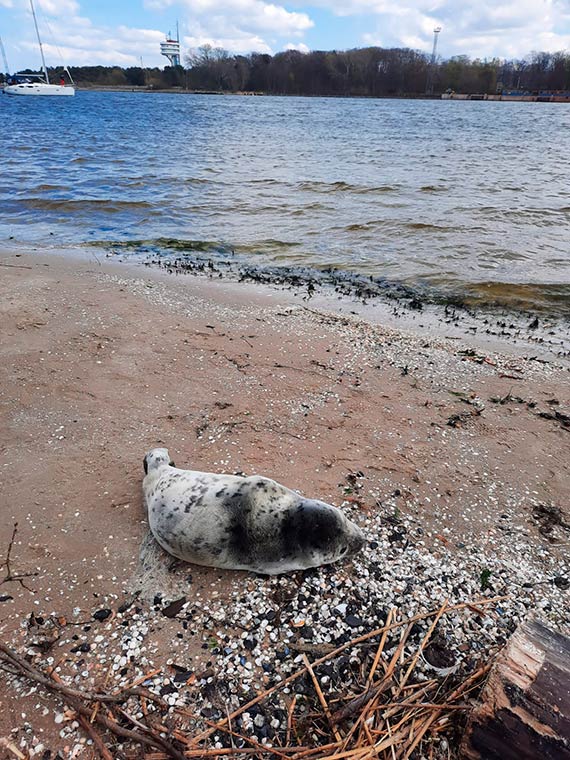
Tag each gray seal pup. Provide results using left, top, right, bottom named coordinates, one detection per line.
left=142, top=447, right=366, bottom=575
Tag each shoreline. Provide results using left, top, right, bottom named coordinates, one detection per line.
left=102, top=241, right=570, bottom=364
left=1, top=249, right=568, bottom=756
left=72, top=86, right=570, bottom=103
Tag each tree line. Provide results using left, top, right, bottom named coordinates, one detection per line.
left=6, top=47, right=570, bottom=95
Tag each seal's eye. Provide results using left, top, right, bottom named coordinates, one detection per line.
left=143, top=456, right=148, bottom=475
left=169, top=460, right=176, bottom=467
left=340, top=545, right=348, bottom=555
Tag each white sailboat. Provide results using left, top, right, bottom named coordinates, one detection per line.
left=3, top=0, right=75, bottom=96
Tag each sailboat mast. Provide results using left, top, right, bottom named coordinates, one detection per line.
left=0, top=35, right=10, bottom=75
left=29, top=0, right=49, bottom=84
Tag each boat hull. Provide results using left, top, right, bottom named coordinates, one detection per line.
left=3, top=83, right=75, bottom=96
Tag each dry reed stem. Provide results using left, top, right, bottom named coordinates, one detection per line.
left=200, top=716, right=295, bottom=760
left=393, top=601, right=448, bottom=698
left=385, top=721, right=397, bottom=760
left=185, top=596, right=503, bottom=749
left=362, top=721, right=376, bottom=754
left=1, top=598, right=499, bottom=760
left=120, top=667, right=161, bottom=691
left=90, top=663, right=114, bottom=725
left=287, top=694, right=298, bottom=746
left=366, top=609, right=394, bottom=687
left=335, top=619, right=413, bottom=736
left=0, top=739, right=26, bottom=759
left=303, top=653, right=343, bottom=743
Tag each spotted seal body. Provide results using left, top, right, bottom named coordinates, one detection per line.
left=142, top=448, right=366, bottom=575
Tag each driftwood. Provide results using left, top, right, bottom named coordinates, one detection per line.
left=462, top=619, right=570, bottom=759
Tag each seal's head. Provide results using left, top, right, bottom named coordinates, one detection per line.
left=143, top=447, right=175, bottom=475
left=280, top=500, right=366, bottom=570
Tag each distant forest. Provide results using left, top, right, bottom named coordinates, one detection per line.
left=13, top=47, right=570, bottom=96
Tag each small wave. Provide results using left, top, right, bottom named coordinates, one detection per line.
left=343, top=220, right=387, bottom=231
left=452, top=281, right=570, bottom=315
left=249, top=178, right=282, bottom=186
left=289, top=202, right=330, bottom=215
left=476, top=206, right=570, bottom=221
left=90, top=237, right=229, bottom=254
left=297, top=180, right=397, bottom=194
left=405, top=222, right=452, bottom=232
left=420, top=185, right=448, bottom=192
left=184, top=177, right=224, bottom=186
left=19, top=198, right=153, bottom=213
left=36, top=184, right=67, bottom=192
left=239, top=239, right=301, bottom=252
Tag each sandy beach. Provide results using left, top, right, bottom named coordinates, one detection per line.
left=0, top=249, right=569, bottom=758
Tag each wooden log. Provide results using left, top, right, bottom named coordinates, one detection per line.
left=462, top=619, right=570, bottom=759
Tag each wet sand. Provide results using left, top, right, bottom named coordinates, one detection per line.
left=0, top=249, right=569, bottom=756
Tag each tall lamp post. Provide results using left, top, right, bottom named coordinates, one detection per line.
left=425, top=26, right=441, bottom=96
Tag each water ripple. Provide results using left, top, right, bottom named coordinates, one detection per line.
left=1, top=92, right=569, bottom=313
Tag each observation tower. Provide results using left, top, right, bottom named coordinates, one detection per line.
left=160, top=25, right=181, bottom=67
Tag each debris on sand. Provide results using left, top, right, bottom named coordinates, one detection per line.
left=0, top=599, right=500, bottom=760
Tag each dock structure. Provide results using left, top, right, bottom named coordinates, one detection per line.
left=442, top=91, right=570, bottom=102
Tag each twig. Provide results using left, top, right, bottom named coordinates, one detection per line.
left=286, top=694, right=298, bottom=746
left=366, top=608, right=394, bottom=686
left=90, top=663, right=114, bottom=725
left=0, top=642, right=167, bottom=707
left=200, top=716, right=295, bottom=760
left=302, top=653, right=342, bottom=743
left=118, top=667, right=161, bottom=692
left=49, top=668, right=113, bottom=760
left=186, top=596, right=505, bottom=749
left=0, top=523, right=38, bottom=591
left=114, top=704, right=187, bottom=759
left=0, top=643, right=186, bottom=760
left=333, top=619, right=413, bottom=724
left=393, top=600, right=448, bottom=698
left=0, top=738, right=27, bottom=759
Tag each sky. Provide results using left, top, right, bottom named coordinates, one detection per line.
left=0, top=0, right=569, bottom=73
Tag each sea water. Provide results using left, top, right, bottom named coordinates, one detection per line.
left=1, top=91, right=569, bottom=312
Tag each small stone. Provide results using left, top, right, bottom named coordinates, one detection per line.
left=345, top=614, right=365, bottom=628
left=92, top=609, right=112, bottom=622
left=161, top=597, right=187, bottom=618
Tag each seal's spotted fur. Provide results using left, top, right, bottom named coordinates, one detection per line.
left=142, top=447, right=365, bottom=575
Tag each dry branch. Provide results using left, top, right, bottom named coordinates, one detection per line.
left=0, top=597, right=504, bottom=760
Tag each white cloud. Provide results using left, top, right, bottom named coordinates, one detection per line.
left=310, top=0, right=570, bottom=57
left=37, top=0, right=79, bottom=14
left=148, top=0, right=313, bottom=56
left=3, top=0, right=569, bottom=71
left=184, top=32, right=273, bottom=54
left=5, top=0, right=171, bottom=68
left=285, top=41, right=310, bottom=51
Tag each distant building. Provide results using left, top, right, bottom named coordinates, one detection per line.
left=160, top=27, right=181, bottom=67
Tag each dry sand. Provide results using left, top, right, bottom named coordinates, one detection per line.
left=0, top=249, right=568, bottom=757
